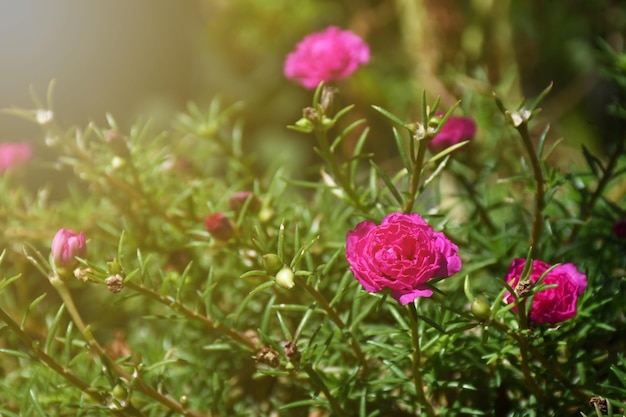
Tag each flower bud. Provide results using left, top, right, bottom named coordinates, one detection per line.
left=104, top=129, right=130, bottom=158
left=262, top=254, right=283, bottom=275
left=470, top=298, right=491, bottom=321
left=255, top=346, right=280, bottom=367
left=284, top=340, right=301, bottom=368
left=112, top=384, right=128, bottom=401
left=275, top=267, right=295, bottom=289
left=204, top=213, right=234, bottom=241
left=51, top=228, right=87, bottom=273
left=294, top=118, right=315, bottom=133
left=589, top=397, right=608, bottom=414
left=613, top=219, right=626, bottom=239
left=229, top=191, right=261, bottom=214
left=105, top=275, right=124, bottom=293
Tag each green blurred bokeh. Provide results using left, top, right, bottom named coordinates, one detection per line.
left=1, top=0, right=624, bottom=172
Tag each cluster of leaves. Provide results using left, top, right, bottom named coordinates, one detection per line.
left=0, top=52, right=625, bottom=417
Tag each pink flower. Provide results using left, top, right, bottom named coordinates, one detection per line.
left=284, top=26, right=370, bottom=89
left=0, top=142, right=32, bottom=173
left=51, top=229, right=87, bottom=270
left=503, top=258, right=587, bottom=324
left=346, top=212, right=461, bottom=305
left=204, top=213, right=234, bottom=241
left=428, top=115, right=476, bottom=154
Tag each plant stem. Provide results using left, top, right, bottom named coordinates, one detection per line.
left=50, top=276, right=211, bottom=417
left=125, top=281, right=257, bottom=352
left=407, top=304, right=436, bottom=417
left=490, top=319, right=591, bottom=403
left=567, top=137, right=625, bottom=244
left=0, top=306, right=145, bottom=417
left=303, top=364, right=348, bottom=417
left=517, top=123, right=544, bottom=258
left=314, top=128, right=367, bottom=211
left=297, top=278, right=368, bottom=370
left=403, top=137, right=428, bottom=213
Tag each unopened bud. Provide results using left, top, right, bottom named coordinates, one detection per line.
left=105, top=275, right=124, bottom=293
left=112, top=384, right=127, bottom=401
left=302, top=107, right=319, bottom=123
left=470, top=298, right=491, bottom=321
left=515, top=280, right=533, bottom=298
left=284, top=340, right=301, bottom=369
left=589, top=397, right=608, bottom=414
left=104, top=129, right=130, bottom=157
left=74, top=267, right=93, bottom=282
left=275, top=267, right=295, bottom=289
left=229, top=191, right=261, bottom=214
left=262, top=254, right=283, bottom=275
left=255, top=346, right=280, bottom=367
left=294, top=118, right=314, bottom=133
left=204, top=213, right=234, bottom=241
left=51, top=228, right=87, bottom=278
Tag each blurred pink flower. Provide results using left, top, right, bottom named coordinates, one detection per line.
left=284, top=26, right=370, bottom=89
left=0, top=142, right=32, bottom=173
left=346, top=212, right=461, bottom=305
left=503, top=258, right=587, bottom=324
left=428, top=115, right=476, bottom=154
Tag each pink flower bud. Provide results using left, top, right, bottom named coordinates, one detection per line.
left=228, top=191, right=261, bottom=214
left=204, top=213, right=234, bottom=241
left=51, top=229, right=87, bottom=270
left=613, top=219, right=626, bottom=239
left=0, top=142, right=32, bottom=174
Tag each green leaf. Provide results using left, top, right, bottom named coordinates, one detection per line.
left=393, top=127, right=412, bottom=171
left=369, top=160, right=404, bottom=206
left=371, top=105, right=406, bottom=127
left=21, top=293, right=47, bottom=330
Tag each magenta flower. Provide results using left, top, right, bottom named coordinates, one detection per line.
left=284, top=26, right=370, bottom=89
left=346, top=212, right=461, bottom=305
left=204, top=213, right=234, bottom=241
left=51, top=228, right=87, bottom=270
left=503, top=258, right=587, bottom=324
left=0, top=142, right=32, bottom=174
left=428, top=115, right=476, bottom=154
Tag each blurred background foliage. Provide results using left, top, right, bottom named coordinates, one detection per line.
left=2, top=0, right=625, bottom=180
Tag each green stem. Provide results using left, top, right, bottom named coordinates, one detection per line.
left=454, top=171, right=497, bottom=233
left=314, top=128, right=367, bottom=211
left=303, top=364, right=348, bottom=417
left=403, top=137, right=428, bottom=213
left=567, top=137, right=625, bottom=244
left=517, top=123, right=544, bottom=258
left=514, top=299, right=545, bottom=401
left=297, top=278, right=368, bottom=370
left=407, top=304, right=436, bottom=417
left=0, top=305, right=144, bottom=417
left=125, top=281, right=257, bottom=352
left=490, top=319, right=591, bottom=403
left=50, top=276, right=211, bottom=417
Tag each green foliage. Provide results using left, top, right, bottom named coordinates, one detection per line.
left=1, top=2, right=626, bottom=417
